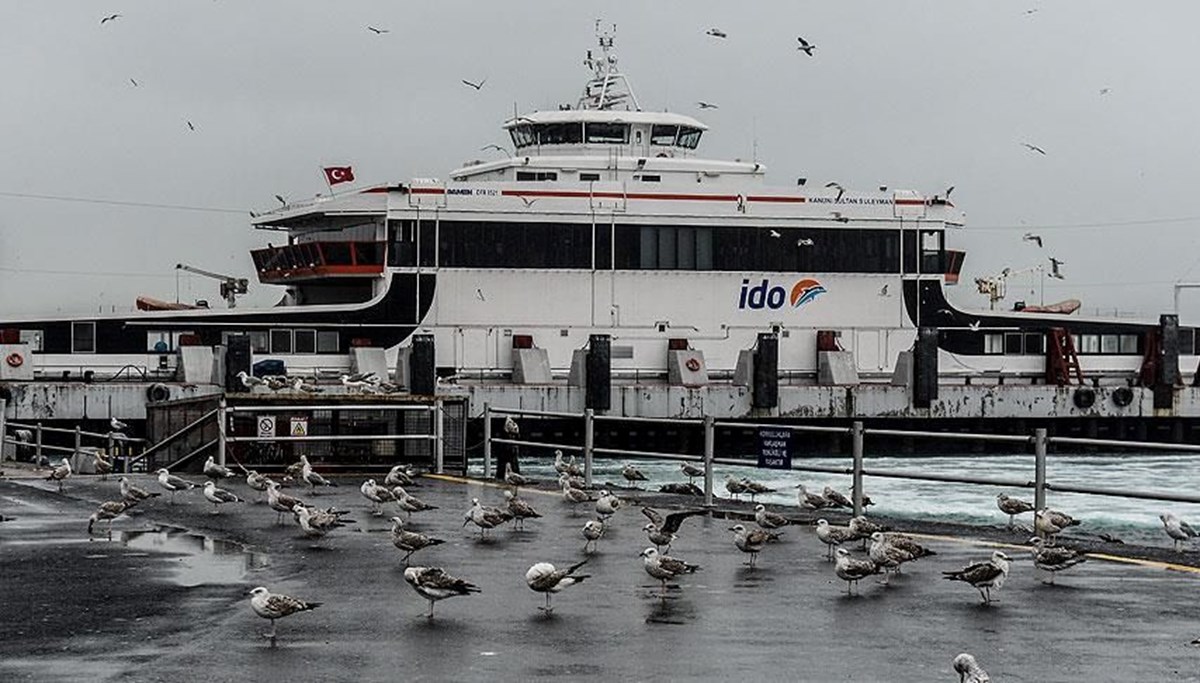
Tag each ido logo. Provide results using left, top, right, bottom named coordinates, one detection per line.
left=737, top=278, right=827, bottom=310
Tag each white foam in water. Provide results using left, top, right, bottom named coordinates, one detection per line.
left=486, top=452, right=1200, bottom=547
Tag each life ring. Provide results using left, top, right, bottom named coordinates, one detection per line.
left=1112, top=386, right=1134, bottom=407
left=5, top=353, right=23, bottom=368
left=685, top=357, right=702, bottom=372
left=1072, top=387, right=1096, bottom=410
left=146, top=383, right=170, bottom=402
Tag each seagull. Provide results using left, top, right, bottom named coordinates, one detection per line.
left=952, top=653, right=991, bottom=683
left=878, top=284, right=889, bottom=297
left=404, top=567, right=481, bottom=619
left=705, top=28, right=728, bottom=38
left=110, top=417, right=129, bottom=431
left=100, top=14, right=121, bottom=24
left=503, top=415, right=519, bottom=438
left=1099, top=532, right=1125, bottom=544
left=245, top=470, right=270, bottom=501
left=561, top=475, right=590, bottom=512
left=795, top=484, right=829, bottom=510
left=155, top=468, right=196, bottom=504
left=266, top=480, right=307, bottom=525
left=641, top=507, right=706, bottom=551
left=526, top=560, right=590, bottom=613
left=392, top=487, right=437, bottom=521
left=1035, top=508, right=1081, bottom=542
left=1021, top=142, right=1047, bottom=155
left=869, top=532, right=936, bottom=579
left=462, top=497, right=512, bottom=537
left=247, top=586, right=321, bottom=645
left=93, top=449, right=114, bottom=481
left=640, top=547, right=700, bottom=599
left=729, top=524, right=779, bottom=568
left=504, top=462, right=530, bottom=491
left=594, top=490, right=622, bottom=522
left=1022, top=232, right=1043, bottom=248
left=360, top=479, right=396, bottom=515
left=119, top=476, right=160, bottom=503
left=390, top=517, right=444, bottom=565
left=129, top=78, right=139, bottom=87
left=822, top=486, right=853, bottom=509
left=294, top=503, right=349, bottom=540
left=1160, top=512, right=1198, bottom=551
left=1099, top=87, right=1111, bottom=95
left=968, top=320, right=981, bottom=331
left=581, top=519, right=605, bottom=553
left=1048, top=257, right=1066, bottom=279
left=796, top=36, right=816, bottom=56
left=236, top=371, right=263, bottom=390
left=943, top=551, right=1011, bottom=605
left=679, top=462, right=705, bottom=484
left=385, top=464, right=416, bottom=488
left=274, top=194, right=288, bottom=206
left=88, top=499, right=135, bottom=538
left=203, top=455, right=235, bottom=481
left=186, top=121, right=195, bottom=132
left=340, top=373, right=378, bottom=393
left=517, top=196, right=539, bottom=208
left=203, top=481, right=241, bottom=513
left=725, top=475, right=749, bottom=500
left=696, top=101, right=719, bottom=109
left=847, top=516, right=885, bottom=549
left=834, top=548, right=879, bottom=595
left=825, top=181, right=846, bottom=202
left=553, top=450, right=571, bottom=475
left=502, top=490, right=542, bottom=530
left=262, top=375, right=290, bottom=391
left=366, top=25, right=389, bottom=34
left=815, top=519, right=855, bottom=560
left=461, top=78, right=486, bottom=90
left=754, top=504, right=793, bottom=531
left=1028, top=536, right=1087, bottom=583
left=300, top=455, right=338, bottom=493
left=945, top=185, right=955, bottom=199
left=621, top=463, right=648, bottom=486
left=996, top=493, right=1035, bottom=528
left=768, top=229, right=782, bottom=238
left=830, top=211, right=849, bottom=223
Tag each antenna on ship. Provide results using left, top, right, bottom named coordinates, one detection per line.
left=579, top=19, right=640, bottom=112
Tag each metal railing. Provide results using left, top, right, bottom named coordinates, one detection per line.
left=216, top=398, right=449, bottom=473
left=481, top=403, right=1200, bottom=516
left=0, top=407, right=146, bottom=471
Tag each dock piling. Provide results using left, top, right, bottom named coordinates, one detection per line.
left=851, top=421, right=864, bottom=517
left=584, top=408, right=594, bottom=487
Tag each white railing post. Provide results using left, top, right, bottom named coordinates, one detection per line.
left=482, top=402, right=492, bottom=479
left=1034, top=427, right=1048, bottom=518
left=851, top=421, right=865, bottom=517
left=73, top=425, right=82, bottom=472
left=0, top=399, right=6, bottom=462
left=35, top=422, right=43, bottom=464
left=703, top=414, right=715, bottom=508
left=434, top=399, right=444, bottom=474
left=584, top=408, right=595, bottom=487
left=217, top=397, right=228, bottom=468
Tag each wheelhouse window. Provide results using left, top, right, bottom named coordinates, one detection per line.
left=650, top=125, right=678, bottom=146
left=580, top=172, right=601, bottom=182
left=585, top=122, right=629, bottom=144
left=510, top=125, right=536, bottom=148
left=539, top=123, right=583, bottom=145
left=516, top=171, right=558, bottom=181
left=676, top=127, right=702, bottom=149
left=71, top=322, right=96, bottom=354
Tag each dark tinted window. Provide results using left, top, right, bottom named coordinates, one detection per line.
left=539, top=123, right=583, bottom=144
left=438, top=221, right=592, bottom=269
left=585, top=122, right=629, bottom=144
left=650, top=125, right=678, bottom=145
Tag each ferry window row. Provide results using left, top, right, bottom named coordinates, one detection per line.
left=509, top=123, right=703, bottom=150
left=982, top=332, right=1139, bottom=355
left=239, top=329, right=340, bottom=355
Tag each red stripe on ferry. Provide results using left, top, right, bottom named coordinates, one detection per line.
left=501, top=189, right=806, bottom=203
left=410, top=187, right=447, bottom=195
left=746, top=195, right=806, bottom=203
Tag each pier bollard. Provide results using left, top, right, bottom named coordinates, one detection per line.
left=703, top=415, right=715, bottom=508
left=851, top=421, right=864, bottom=517
left=1034, top=428, right=1048, bottom=532
left=482, top=403, right=492, bottom=480
left=584, top=409, right=594, bottom=488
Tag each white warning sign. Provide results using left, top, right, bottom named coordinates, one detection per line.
left=257, top=416, right=276, bottom=439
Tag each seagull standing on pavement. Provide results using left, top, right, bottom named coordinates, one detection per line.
left=996, top=493, right=1035, bottom=528
left=45, top=459, right=72, bottom=492
left=640, top=547, right=700, bottom=599
left=581, top=519, right=606, bottom=554
left=729, top=524, right=780, bottom=568
left=391, top=517, right=444, bottom=565
left=679, top=462, right=705, bottom=484
left=952, top=653, right=991, bottom=683
left=88, top=499, right=135, bottom=538
left=120, top=476, right=160, bottom=503
left=526, top=560, right=590, bottom=613
left=1035, top=508, right=1081, bottom=542
left=203, top=481, right=241, bottom=513
left=155, top=468, right=196, bottom=504
left=834, top=547, right=878, bottom=595
left=943, top=551, right=1011, bottom=605
left=503, top=490, right=542, bottom=530
left=403, top=567, right=480, bottom=619
left=621, top=463, right=648, bottom=486
left=247, top=587, right=321, bottom=645
left=754, top=504, right=793, bottom=531
left=815, top=519, right=855, bottom=560
left=300, top=455, right=338, bottom=494
left=203, top=456, right=235, bottom=481
left=266, top=480, right=306, bottom=524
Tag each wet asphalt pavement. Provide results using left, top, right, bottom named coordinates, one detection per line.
left=1, top=470, right=1198, bottom=682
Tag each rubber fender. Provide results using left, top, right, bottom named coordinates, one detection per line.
left=1111, top=386, right=1134, bottom=408
left=1073, top=386, right=1096, bottom=409
left=146, top=383, right=170, bottom=403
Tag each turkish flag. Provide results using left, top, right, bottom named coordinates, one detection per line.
left=323, top=166, right=355, bottom=186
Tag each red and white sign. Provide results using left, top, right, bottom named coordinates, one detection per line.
left=323, top=166, right=355, bottom=186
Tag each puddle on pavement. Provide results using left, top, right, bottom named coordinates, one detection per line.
left=118, top=525, right=269, bottom=586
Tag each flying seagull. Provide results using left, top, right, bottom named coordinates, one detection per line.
left=1099, top=87, right=1111, bottom=95
left=878, top=284, right=889, bottom=297
left=825, top=181, right=845, bottom=202
left=367, top=26, right=389, bottom=34
left=641, top=506, right=706, bottom=552
left=247, top=586, right=321, bottom=645
left=1048, top=257, right=1066, bottom=279
left=186, top=121, right=195, bottom=131
left=129, top=78, right=139, bottom=87
left=525, top=560, right=590, bottom=613
left=768, top=229, right=782, bottom=238
left=697, top=101, right=719, bottom=109
left=830, top=211, right=849, bottom=223
left=518, top=196, right=539, bottom=208
left=100, top=14, right=121, bottom=24
left=705, top=28, right=728, bottom=39
left=461, top=78, right=486, bottom=90
left=1022, top=142, right=1047, bottom=155
left=797, top=37, right=816, bottom=56
left=1022, top=232, right=1043, bottom=248
left=404, top=567, right=481, bottom=619
left=274, top=194, right=287, bottom=205
left=943, top=551, right=1011, bottom=605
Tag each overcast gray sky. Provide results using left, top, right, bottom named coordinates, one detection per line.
left=3, top=1, right=1200, bottom=320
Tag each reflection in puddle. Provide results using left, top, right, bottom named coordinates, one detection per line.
left=119, top=525, right=269, bottom=586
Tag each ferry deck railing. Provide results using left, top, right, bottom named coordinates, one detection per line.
left=482, top=404, right=1200, bottom=518
left=0, top=408, right=146, bottom=471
